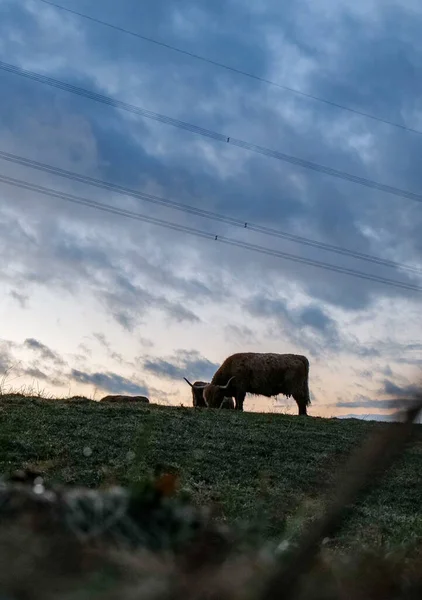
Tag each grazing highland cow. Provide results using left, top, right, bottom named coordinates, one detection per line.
left=183, top=378, right=208, bottom=407
left=183, top=378, right=235, bottom=409
left=188, top=353, right=310, bottom=415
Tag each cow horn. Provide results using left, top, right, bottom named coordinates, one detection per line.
left=220, top=376, right=235, bottom=389
left=183, top=377, right=193, bottom=387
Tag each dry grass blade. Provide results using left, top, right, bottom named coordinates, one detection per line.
left=260, top=394, right=422, bottom=600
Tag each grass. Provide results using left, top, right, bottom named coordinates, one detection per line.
left=1, top=393, right=421, bottom=551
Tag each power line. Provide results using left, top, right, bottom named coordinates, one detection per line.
left=1, top=149, right=421, bottom=275
left=36, top=0, right=422, bottom=137
left=2, top=60, right=422, bottom=205
left=0, top=172, right=421, bottom=294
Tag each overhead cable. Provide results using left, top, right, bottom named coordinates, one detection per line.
left=1, top=61, right=422, bottom=205
left=0, top=149, right=420, bottom=275
left=1, top=172, right=421, bottom=294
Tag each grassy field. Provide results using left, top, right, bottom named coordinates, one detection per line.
left=1, top=393, right=422, bottom=550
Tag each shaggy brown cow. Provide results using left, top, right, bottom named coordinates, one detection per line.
left=183, top=378, right=235, bottom=409
left=189, top=352, right=310, bottom=415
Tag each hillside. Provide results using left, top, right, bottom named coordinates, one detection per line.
left=1, top=394, right=421, bottom=549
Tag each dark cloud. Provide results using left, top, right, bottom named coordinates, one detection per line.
left=93, top=333, right=110, bottom=350
left=245, top=296, right=340, bottom=356
left=70, top=369, right=149, bottom=396
left=0, top=340, right=16, bottom=375
left=9, top=290, right=28, bottom=308
left=361, top=340, right=422, bottom=364
left=142, top=349, right=219, bottom=382
left=224, top=324, right=256, bottom=345
left=146, top=386, right=173, bottom=405
left=139, top=336, right=155, bottom=349
left=353, top=369, right=374, bottom=380
left=396, top=357, right=422, bottom=368
left=24, top=338, right=65, bottom=366
left=100, top=278, right=200, bottom=332
left=143, top=359, right=186, bottom=380
left=382, top=365, right=393, bottom=377
left=246, top=297, right=290, bottom=322
left=337, top=394, right=419, bottom=410
left=0, top=338, right=67, bottom=392
left=24, top=367, right=48, bottom=381
left=297, top=305, right=336, bottom=333
left=1, top=0, right=421, bottom=317
left=1, top=210, right=202, bottom=330
left=77, top=343, right=92, bottom=357
left=382, top=379, right=421, bottom=399
left=91, top=333, right=123, bottom=363
left=0, top=70, right=418, bottom=323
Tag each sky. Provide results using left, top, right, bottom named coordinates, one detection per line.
left=0, top=0, right=421, bottom=420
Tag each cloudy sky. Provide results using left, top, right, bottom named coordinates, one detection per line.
left=0, top=0, right=421, bottom=419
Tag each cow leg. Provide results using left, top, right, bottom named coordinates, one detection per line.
left=235, top=392, right=245, bottom=411
left=294, top=395, right=308, bottom=416
left=298, top=403, right=307, bottom=416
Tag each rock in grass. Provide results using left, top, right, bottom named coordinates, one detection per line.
left=100, top=395, right=150, bottom=403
